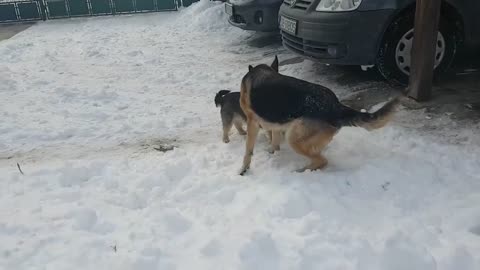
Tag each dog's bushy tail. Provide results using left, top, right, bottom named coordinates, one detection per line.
left=337, top=97, right=400, bottom=131
left=215, top=90, right=231, bottom=107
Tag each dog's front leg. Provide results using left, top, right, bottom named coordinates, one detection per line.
left=239, top=119, right=260, bottom=175
left=268, top=131, right=282, bottom=154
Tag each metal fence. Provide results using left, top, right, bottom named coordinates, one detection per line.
left=1, top=0, right=197, bottom=22
left=44, top=0, right=176, bottom=19
left=0, top=0, right=43, bottom=22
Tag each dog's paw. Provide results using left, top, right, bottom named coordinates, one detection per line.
left=223, top=137, right=230, bottom=143
left=267, top=145, right=280, bottom=154
left=238, top=130, right=247, bottom=135
left=239, top=166, right=249, bottom=176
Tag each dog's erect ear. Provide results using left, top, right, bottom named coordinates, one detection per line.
left=271, top=55, right=279, bottom=72
left=248, top=65, right=253, bottom=72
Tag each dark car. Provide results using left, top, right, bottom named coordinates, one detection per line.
left=225, top=0, right=283, bottom=32
left=279, top=0, right=480, bottom=84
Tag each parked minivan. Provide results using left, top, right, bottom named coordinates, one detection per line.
left=279, top=0, right=480, bottom=84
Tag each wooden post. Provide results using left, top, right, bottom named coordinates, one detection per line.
left=407, top=0, right=442, bottom=101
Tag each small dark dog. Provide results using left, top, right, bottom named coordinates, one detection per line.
left=215, top=90, right=247, bottom=143
left=214, top=90, right=284, bottom=146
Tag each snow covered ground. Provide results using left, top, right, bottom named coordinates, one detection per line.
left=1, top=1, right=480, bottom=269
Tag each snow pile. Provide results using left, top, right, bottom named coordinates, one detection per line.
left=0, top=1, right=479, bottom=270
left=178, top=0, right=233, bottom=32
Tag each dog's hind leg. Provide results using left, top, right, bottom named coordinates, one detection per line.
left=288, top=120, right=337, bottom=172
left=222, top=112, right=234, bottom=143
left=239, top=119, right=260, bottom=175
left=268, top=131, right=282, bottom=154
left=233, top=117, right=247, bottom=135
left=266, top=129, right=273, bottom=143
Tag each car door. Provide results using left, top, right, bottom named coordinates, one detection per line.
left=465, top=0, right=480, bottom=45
left=446, top=0, right=480, bottom=46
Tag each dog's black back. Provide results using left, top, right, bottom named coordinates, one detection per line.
left=249, top=65, right=347, bottom=126
left=245, top=64, right=398, bottom=129
left=214, top=90, right=246, bottom=119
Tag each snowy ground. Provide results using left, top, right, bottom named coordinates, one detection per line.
left=1, top=1, right=480, bottom=269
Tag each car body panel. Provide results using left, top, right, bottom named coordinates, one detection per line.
left=226, top=0, right=283, bottom=31
left=279, top=0, right=480, bottom=65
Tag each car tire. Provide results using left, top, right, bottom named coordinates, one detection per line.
left=376, top=11, right=458, bottom=85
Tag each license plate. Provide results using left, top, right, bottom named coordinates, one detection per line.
left=225, top=3, right=233, bottom=16
left=279, top=16, right=297, bottom=35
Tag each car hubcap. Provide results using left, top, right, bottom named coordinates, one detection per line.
left=395, top=29, right=446, bottom=75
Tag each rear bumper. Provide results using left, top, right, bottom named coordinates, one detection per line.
left=226, top=0, right=282, bottom=32
left=279, top=3, right=395, bottom=65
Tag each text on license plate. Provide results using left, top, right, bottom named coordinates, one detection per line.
left=279, top=16, right=297, bottom=35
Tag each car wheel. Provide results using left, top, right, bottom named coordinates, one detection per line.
left=376, top=11, right=458, bottom=85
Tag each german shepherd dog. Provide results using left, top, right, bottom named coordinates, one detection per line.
left=239, top=56, right=399, bottom=175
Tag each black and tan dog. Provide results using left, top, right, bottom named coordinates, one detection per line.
left=239, top=56, right=399, bottom=175
left=215, top=90, right=247, bottom=143
left=214, top=90, right=283, bottom=148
